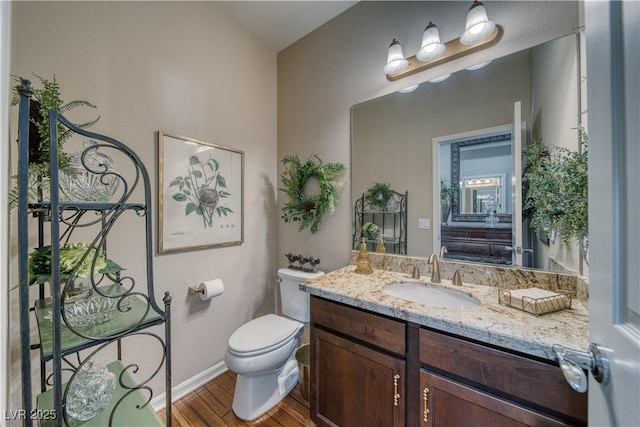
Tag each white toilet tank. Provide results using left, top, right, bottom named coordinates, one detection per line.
left=278, top=268, right=324, bottom=322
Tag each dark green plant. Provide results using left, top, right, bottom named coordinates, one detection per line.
left=440, top=178, right=457, bottom=203
left=522, top=130, right=588, bottom=244
left=8, top=74, right=100, bottom=211
left=279, top=154, right=345, bottom=234
left=365, top=182, right=393, bottom=211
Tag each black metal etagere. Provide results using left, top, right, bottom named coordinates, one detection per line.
left=17, top=79, right=172, bottom=426
left=353, top=190, right=407, bottom=255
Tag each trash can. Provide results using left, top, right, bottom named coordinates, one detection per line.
left=295, top=344, right=310, bottom=400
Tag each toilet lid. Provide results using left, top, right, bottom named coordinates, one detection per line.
left=228, top=314, right=301, bottom=356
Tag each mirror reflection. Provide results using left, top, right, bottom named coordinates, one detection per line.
left=351, top=32, right=584, bottom=274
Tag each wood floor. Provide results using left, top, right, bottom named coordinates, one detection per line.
left=157, top=370, right=316, bottom=426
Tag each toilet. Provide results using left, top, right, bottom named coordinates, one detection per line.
left=224, top=267, right=324, bottom=421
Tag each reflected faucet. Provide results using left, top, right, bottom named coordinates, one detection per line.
left=428, top=254, right=441, bottom=283
left=440, top=246, right=448, bottom=259
left=403, top=263, right=420, bottom=279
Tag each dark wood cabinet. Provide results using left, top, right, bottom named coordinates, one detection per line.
left=310, top=296, right=587, bottom=427
left=312, top=328, right=406, bottom=427
left=420, top=371, right=567, bottom=427
left=441, top=225, right=513, bottom=264
left=419, top=329, right=587, bottom=427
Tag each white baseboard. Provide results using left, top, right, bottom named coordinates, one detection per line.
left=151, top=361, right=229, bottom=411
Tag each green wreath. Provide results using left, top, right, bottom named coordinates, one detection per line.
left=279, top=154, right=345, bottom=234
left=365, top=182, right=393, bottom=211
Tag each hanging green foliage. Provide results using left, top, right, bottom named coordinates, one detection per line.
left=522, top=129, right=588, bottom=244
left=279, top=154, right=345, bottom=234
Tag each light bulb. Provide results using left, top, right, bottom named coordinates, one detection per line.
left=460, top=1, right=496, bottom=45
left=383, top=39, right=409, bottom=75
left=417, top=22, right=446, bottom=62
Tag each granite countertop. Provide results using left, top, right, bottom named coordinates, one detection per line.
left=300, top=265, right=590, bottom=361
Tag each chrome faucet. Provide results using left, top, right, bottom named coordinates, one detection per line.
left=428, top=254, right=440, bottom=283
left=452, top=269, right=465, bottom=286
left=403, top=262, right=420, bottom=279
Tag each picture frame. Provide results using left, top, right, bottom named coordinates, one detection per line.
left=158, top=131, right=244, bottom=253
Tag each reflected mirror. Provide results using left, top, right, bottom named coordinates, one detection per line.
left=351, top=32, right=583, bottom=273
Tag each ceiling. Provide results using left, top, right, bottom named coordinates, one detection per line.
left=215, top=1, right=359, bottom=52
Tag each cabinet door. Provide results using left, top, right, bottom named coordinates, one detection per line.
left=420, top=370, right=569, bottom=427
left=311, top=327, right=405, bottom=427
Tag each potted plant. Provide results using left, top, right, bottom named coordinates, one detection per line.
left=440, top=178, right=457, bottom=225
left=25, top=242, right=123, bottom=301
left=522, top=130, right=588, bottom=246
left=362, top=222, right=379, bottom=240
left=8, top=74, right=100, bottom=210
left=365, top=182, right=394, bottom=211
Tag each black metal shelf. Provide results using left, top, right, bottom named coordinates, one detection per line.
left=353, top=191, right=407, bottom=255
left=16, top=79, right=172, bottom=426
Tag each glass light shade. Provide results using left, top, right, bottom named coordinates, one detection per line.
left=460, top=1, right=496, bottom=45
left=398, top=84, right=420, bottom=94
left=383, top=39, right=409, bottom=75
left=466, top=60, right=492, bottom=70
left=417, top=22, right=445, bottom=62
left=429, top=73, right=451, bottom=83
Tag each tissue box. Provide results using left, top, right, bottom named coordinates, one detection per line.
left=498, top=287, right=571, bottom=315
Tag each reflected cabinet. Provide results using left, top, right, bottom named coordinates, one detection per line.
left=16, top=80, right=172, bottom=426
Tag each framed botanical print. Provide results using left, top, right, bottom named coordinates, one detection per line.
left=158, top=131, right=244, bottom=253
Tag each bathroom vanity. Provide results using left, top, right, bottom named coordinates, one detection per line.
left=302, top=266, right=589, bottom=427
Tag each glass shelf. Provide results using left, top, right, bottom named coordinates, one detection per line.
left=29, top=202, right=146, bottom=212
left=34, top=284, right=164, bottom=362
left=37, top=360, right=164, bottom=427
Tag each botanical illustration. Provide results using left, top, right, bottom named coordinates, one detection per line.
left=169, top=154, right=232, bottom=228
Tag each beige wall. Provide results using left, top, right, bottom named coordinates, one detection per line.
left=9, top=1, right=277, bottom=409
left=277, top=1, right=580, bottom=273
left=352, top=49, right=532, bottom=256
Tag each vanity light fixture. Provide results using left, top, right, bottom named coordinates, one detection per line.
left=417, top=22, right=446, bottom=61
left=383, top=39, right=410, bottom=75
left=460, top=1, right=496, bottom=45
left=398, top=84, right=420, bottom=93
left=384, top=1, right=502, bottom=81
left=429, top=74, right=451, bottom=83
left=466, top=60, right=492, bottom=70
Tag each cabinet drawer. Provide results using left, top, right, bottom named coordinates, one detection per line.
left=311, top=297, right=405, bottom=355
left=469, top=230, right=512, bottom=240
left=419, top=328, right=587, bottom=424
left=441, top=229, right=469, bottom=239
left=444, top=241, right=491, bottom=256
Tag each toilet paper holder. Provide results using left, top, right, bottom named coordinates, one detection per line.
left=188, top=285, right=204, bottom=295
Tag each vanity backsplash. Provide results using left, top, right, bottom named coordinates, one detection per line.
left=349, top=251, right=589, bottom=303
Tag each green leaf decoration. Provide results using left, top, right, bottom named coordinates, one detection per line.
left=278, top=154, right=345, bottom=234
left=172, top=193, right=187, bottom=202
left=522, top=128, right=588, bottom=244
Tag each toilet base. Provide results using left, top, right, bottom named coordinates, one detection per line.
left=231, top=359, right=300, bottom=421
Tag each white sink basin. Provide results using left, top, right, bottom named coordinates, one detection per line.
left=382, top=283, right=480, bottom=309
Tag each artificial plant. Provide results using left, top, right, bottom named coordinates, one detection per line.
left=522, top=129, right=588, bottom=244
left=279, top=154, right=345, bottom=234
left=8, top=74, right=100, bottom=210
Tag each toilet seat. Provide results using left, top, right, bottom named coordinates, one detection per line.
left=227, top=314, right=302, bottom=357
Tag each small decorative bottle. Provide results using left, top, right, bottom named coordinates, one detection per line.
left=376, top=234, right=386, bottom=253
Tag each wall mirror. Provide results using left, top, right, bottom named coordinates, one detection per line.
left=351, top=32, right=582, bottom=273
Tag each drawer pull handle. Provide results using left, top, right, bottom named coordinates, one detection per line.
left=423, top=387, right=430, bottom=422
left=393, top=374, right=400, bottom=406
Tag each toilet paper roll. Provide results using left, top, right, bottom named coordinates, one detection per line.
left=198, top=279, right=224, bottom=301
